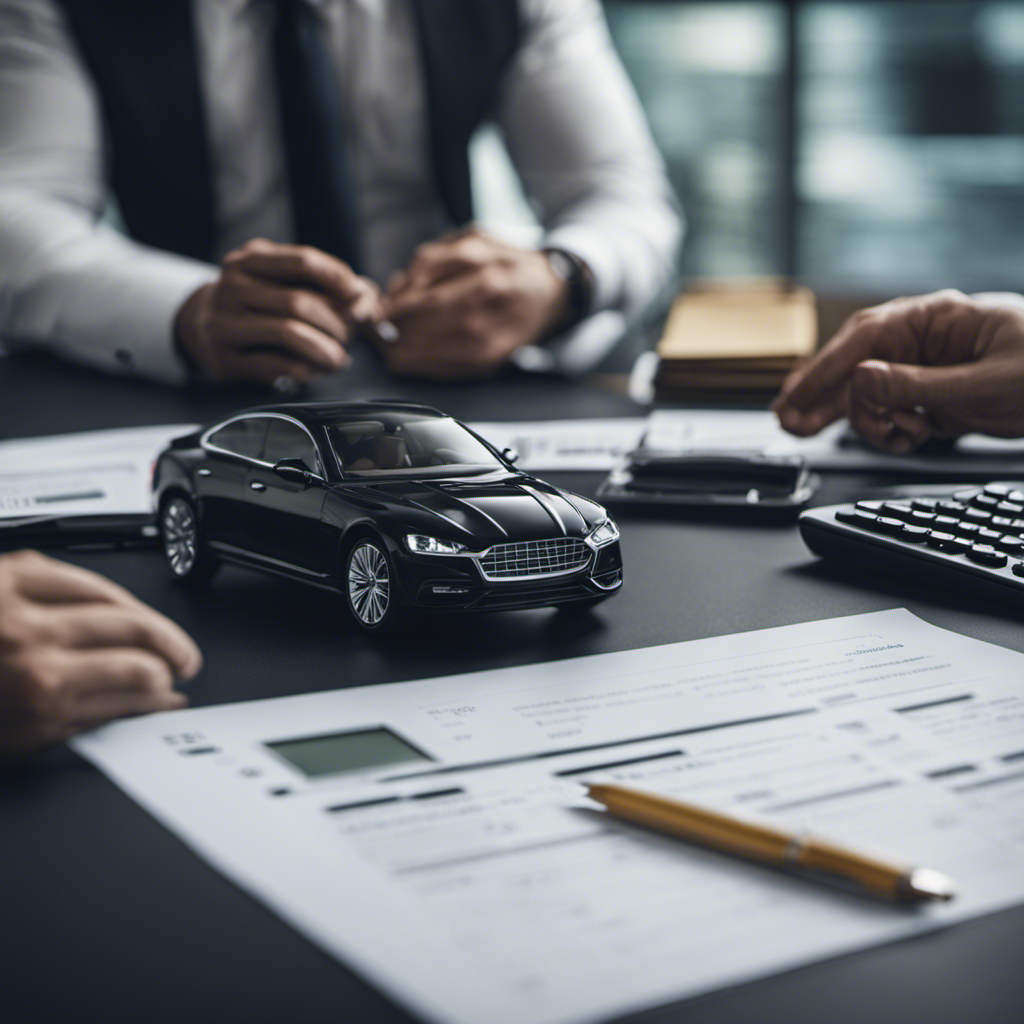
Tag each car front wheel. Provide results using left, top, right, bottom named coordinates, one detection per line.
left=345, top=538, right=404, bottom=633
left=160, top=495, right=218, bottom=584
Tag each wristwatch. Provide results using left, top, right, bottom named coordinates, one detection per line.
left=542, top=248, right=594, bottom=336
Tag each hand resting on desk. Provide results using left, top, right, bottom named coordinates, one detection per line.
left=0, top=551, right=201, bottom=760
left=773, top=290, right=1024, bottom=453
left=175, top=238, right=384, bottom=384
left=379, top=228, right=571, bottom=379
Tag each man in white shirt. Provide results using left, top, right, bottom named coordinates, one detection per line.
left=0, top=0, right=681, bottom=385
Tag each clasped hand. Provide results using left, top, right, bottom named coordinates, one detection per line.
left=176, top=230, right=568, bottom=384
left=377, top=228, right=569, bottom=379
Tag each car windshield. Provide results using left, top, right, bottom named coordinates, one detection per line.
left=327, top=415, right=504, bottom=478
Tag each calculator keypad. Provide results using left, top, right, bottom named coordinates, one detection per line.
left=831, top=483, right=1024, bottom=579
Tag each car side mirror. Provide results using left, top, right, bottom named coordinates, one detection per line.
left=501, top=448, right=520, bottom=465
left=273, top=458, right=314, bottom=485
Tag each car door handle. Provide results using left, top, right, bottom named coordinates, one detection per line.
left=197, top=468, right=212, bottom=477
left=250, top=481, right=266, bottom=492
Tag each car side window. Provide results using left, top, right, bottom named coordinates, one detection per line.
left=264, top=419, right=322, bottom=475
left=206, top=417, right=269, bottom=461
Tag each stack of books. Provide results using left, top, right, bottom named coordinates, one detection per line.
left=653, top=280, right=817, bottom=401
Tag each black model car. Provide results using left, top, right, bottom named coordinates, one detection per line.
left=153, top=401, right=623, bottom=631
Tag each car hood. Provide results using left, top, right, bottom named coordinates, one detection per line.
left=345, top=475, right=603, bottom=547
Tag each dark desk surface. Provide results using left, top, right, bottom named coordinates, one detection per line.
left=2, top=350, right=1022, bottom=1024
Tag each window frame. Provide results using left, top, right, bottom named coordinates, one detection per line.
left=201, top=413, right=325, bottom=480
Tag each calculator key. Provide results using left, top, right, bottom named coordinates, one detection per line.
left=836, top=509, right=879, bottom=530
left=996, top=502, right=1024, bottom=516
left=854, top=500, right=885, bottom=513
left=954, top=521, right=982, bottom=539
left=953, top=489, right=980, bottom=503
left=997, top=536, right=1024, bottom=554
left=901, top=525, right=928, bottom=543
left=977, top=527, right=1002, bottom=544
left=996, top=519, right=1024, bottom=537
left=974, top=494, right=1000, bottom=509
left=984, top=484, right=1024, bottom=500
left=926, top=531, right=959, bottom=551
left=875, top=516, right=905, bottom=535
left=937, top=534, right=971, bottom=555
left=908, top=511, right=936, bottom=526
left=937, top=501, right=968, bottom=516
left=933, top=515, right=959, bottom=530
left=1013, top=562, right=1024, bottom=578
left=963, top=508, right=993, bottom=524
left=968, top=544, right=1007, bottom=567
left=880, top=502, right=914, bottom=521
left=911, top=498, right=940, bottom=512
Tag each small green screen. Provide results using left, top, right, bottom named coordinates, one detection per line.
left=266, top=727, right=432, bottom=778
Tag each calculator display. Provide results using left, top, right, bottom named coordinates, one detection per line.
left=266, top=727, right=432, bottom=778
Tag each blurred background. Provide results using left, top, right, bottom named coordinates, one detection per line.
left=475, top=0, right=1024, bottom=302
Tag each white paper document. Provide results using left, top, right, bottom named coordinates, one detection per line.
left=469, top=419, right=647, bottom=471
left=471, top=412, right=1024, bottom=476
left=74, top=610, right=1024, bottom=1024
left=645, top=409, right=1024, bottom=473
left=0, top=424, right=197, bottom=522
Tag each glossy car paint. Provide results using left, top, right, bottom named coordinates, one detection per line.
left=152, top=402, right=623, bottom=613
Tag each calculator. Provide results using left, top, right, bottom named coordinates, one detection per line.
left=799, top=482, right=1024, bottom=608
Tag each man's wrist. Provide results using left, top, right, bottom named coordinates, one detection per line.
left=173, top=283, right=214, bottom=377
left=541, top=248, right=594, bottom=338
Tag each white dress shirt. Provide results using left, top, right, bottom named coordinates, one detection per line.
left=0, top=0, right=681, bottom=382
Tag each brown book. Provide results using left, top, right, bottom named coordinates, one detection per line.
left=654, top=280, right=817, bottom=399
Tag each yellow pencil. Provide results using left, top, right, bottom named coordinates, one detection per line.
left=586, top=783, right=955, bottom=904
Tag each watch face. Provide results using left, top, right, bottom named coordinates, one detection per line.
left=543, top=249, right=592, bottom=327
left=545, top=249, right=574, bottom=282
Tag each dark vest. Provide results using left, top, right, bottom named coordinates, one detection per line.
left=53, top=0, right=521, bottom=263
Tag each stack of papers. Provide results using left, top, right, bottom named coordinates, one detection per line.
left=74, top=610, right=1024, bottom=1024
left=653, top=280, right=817, bottom=400
left=0, top=424, right=198, bottom=537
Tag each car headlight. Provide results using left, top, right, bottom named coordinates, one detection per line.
left=587, top=519, right=620, bottom=547
left=405, top=534, right=468, bottom=556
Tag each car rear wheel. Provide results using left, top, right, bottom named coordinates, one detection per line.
left=345, top=538, right=404, bottom=633
left=160, top=495, right=218, bottom=585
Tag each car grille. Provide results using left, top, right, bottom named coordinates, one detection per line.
left=479, top=538, right=590, bottom=581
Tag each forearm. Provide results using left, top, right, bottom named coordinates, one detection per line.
left=0, top=191, right=216, bottom=381
left=501, top=0, right=682, bottom=323
left=0, top=0, right=216, bottom=381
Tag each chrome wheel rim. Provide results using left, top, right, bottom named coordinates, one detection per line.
left=348, top=542, right=390, bottom=625
left=163, top=499, right=197, bottom=576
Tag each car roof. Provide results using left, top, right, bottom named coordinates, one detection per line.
left=232, top=400, right=448, bottom=427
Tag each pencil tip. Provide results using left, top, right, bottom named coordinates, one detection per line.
left=905, top=867, right=956, bottom=903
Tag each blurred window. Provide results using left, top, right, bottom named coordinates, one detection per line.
left=598, top=1, right=1024, bottom=294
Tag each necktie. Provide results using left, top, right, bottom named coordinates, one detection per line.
left=272, top=0, right=363, bottom=271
